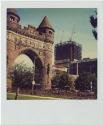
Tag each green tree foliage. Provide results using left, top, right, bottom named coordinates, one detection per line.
left=90, top=10, right=97, bottom=40
left=68, top=75, right=76, bottom=91
left=52, top=72, right=71, bottom=90
left=75, top=72, right=97, bottom=92
left=12, top=63, right=33, bottom=89
left=58, top=72, right=69, bottom=90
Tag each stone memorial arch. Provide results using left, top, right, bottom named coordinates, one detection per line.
left=7, top=9, right=55, bottom=90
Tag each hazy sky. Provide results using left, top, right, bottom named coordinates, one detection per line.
left=15, top=8, right=97, bottom=66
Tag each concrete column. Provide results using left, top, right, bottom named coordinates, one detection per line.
left=76, top=62, right=78, bottom=75
left=42, top=49, right=52, bottom=90
left=42, top=65, right=51, bottom=90
left=7, top=40, right=12, bottom=90
left=7, top=77, right=12, bottom=91
left=7, top=37, right=18, bottom=91
left=7, top=60, right=14, bottom=90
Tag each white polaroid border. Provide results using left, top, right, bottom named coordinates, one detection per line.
left=1, top=1, right=103, bottom=125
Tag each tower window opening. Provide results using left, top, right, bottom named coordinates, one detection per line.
left=49, top=31, right=52, bottom=35
left=10, top=16, right=15, bottom=21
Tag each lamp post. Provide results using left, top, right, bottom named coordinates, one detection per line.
left=32, top=57, right=36, bottom=95
left=76, top=61, right=78, bottom=76
left=90, top=81, right=93, bottom=92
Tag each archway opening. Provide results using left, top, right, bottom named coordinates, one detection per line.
left=12, top=50, right=43, bottom=91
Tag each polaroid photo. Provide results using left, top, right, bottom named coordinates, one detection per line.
left=1, top=1, right=103, bottom=125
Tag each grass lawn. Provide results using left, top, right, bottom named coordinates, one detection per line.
left=7, top=92, right=96, bottom=100
left=7, top=93, right=61, bottom=100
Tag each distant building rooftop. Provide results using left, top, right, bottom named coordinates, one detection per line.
left=71, top=58, right=97, bottom=64
left=55, top=41, right=82, bottom=48
left=52, top=65, right=67, bottom=72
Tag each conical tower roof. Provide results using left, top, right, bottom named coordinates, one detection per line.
left=38, top=16, right=54, bottom=31
left=7, top=8, right=20, bottom=21
left=7, top=9, right=17, bottom=14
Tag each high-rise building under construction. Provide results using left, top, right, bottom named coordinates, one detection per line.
left=54, top=41, right=82, bottom=67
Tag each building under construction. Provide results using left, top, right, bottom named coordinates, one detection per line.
left=54, top=41, right=82, bottom=67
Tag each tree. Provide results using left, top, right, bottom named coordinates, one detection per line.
left=12, top=63, right=33, bottom=99
left=75, top=72, right=97, bottom=92
left=58, top=72, right=69, bottom=90
left=51, top=72, right=71, bottom=90
left=68, top=75, right=76, bottom=91
left=12, top=63, right=33, bottom=88
left=51, top=74, right=61, bottom=88
left=90, top=10, right=97, bottom=40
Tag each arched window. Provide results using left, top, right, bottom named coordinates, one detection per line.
left=10, top=16, right=15, bottom=21
left=49, top=30, right=52, bottom=35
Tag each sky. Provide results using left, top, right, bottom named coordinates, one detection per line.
left=14, top=8, right=97, bottom=66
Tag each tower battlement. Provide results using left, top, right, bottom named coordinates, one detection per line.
left=7, top=9, right=54, bottom=44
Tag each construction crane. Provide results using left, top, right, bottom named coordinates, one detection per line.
left=69, top=25, right=76, bottom=41
left=69, top=25, right=76, bottom=62
left=60, top=30, right=64, bottom=42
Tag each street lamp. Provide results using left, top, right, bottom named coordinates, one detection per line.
left=90, top=81, right=93, bottom=92
left=32, top=57, right=36, bottom=95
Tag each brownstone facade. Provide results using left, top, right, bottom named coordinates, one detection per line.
left=7, top=9, right=54, bottom=90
